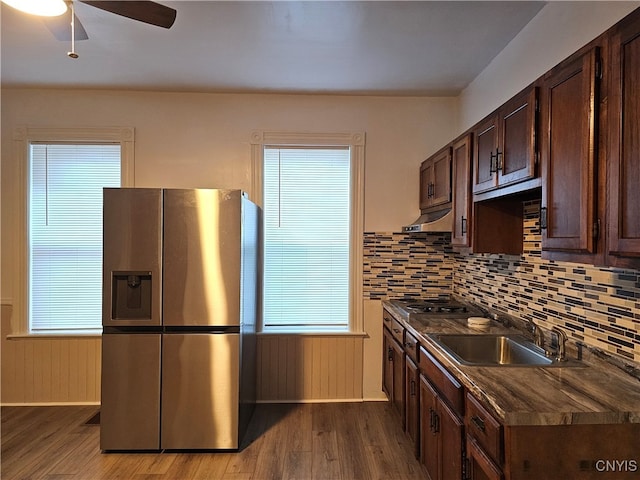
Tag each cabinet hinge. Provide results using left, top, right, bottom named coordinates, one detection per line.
left=593, top=219, right=601, bottom=240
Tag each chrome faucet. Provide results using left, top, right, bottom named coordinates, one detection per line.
left=526, top=319, right=544, bottom=349
left=551, top=326, right=568, bottom=362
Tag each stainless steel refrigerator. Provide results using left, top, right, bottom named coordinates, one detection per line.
left=100, top=188, right=260, bottom=451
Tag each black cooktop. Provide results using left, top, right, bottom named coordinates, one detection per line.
left=397, top=298, right=481, bottom=316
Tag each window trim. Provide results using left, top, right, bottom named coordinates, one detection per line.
left=250, top=131, right=365, bottom=334
left=10, top=126, right=135, bottom=337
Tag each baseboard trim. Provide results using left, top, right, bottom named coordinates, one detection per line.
left=256, top=398, right=365, bottom=404
left=1, top=401, right=100, bottom=407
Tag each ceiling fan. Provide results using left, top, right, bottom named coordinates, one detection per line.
left=3, top=0, right=176, bottom=57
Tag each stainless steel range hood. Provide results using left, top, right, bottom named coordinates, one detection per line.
left=402, top=208, right=453, bottom=233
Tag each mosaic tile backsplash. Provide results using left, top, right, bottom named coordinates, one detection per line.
left=363, top=232, right=453, bottom=300
left=363, top=201, right=640, bottom=364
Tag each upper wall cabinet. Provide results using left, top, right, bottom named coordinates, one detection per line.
left=451, top=134, right=473, bottom=247
left=420, top=145, right=452, bottom=211
left=607, top=11, right=640, bottom=268
left=472, top=87, right=538, bottom=195
left=540, top=46, right=600, bottom=256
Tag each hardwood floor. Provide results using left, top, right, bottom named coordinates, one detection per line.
left=1, top=402, right=426, bottom=479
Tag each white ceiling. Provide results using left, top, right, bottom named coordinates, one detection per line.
left=1, top=1, right=545, bottom=96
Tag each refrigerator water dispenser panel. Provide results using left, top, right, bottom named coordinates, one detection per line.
left=112, top=271, right=152, bottom=320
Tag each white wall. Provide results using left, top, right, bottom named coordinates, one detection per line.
left=0, top=88, right=456, bottom=403
left=457, top=1, right=640, bottom=133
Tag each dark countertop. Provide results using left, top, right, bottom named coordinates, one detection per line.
left=383, top=300, right=640, bottom=426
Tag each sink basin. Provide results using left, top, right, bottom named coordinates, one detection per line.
left=429, top=334, right=578, bottom=367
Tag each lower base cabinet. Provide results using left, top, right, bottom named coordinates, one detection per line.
left=383, top=308, right=640, bottom=480
left=405, top=356, right=420, bottom=457
left=419, top=376, right=464, bottom=480
left=503, top=423, right=640, bottom=479
left=467, top=435, right=504, bottom=480
left=382, top=325, right=405, bottom=425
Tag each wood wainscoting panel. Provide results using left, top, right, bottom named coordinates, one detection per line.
left=256, top=335, right=364, bottom=402
left=1, top=309, right=101, bottom=405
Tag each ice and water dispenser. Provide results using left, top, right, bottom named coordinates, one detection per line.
left=111, top=272, right=153, bottom=320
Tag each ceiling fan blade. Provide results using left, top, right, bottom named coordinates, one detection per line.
left=79, top=1, right=176, bottom=29
left=43, top=10, right=89, bottom=41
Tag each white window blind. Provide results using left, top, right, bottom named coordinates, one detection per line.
left=263, top=147, right=351, bottom=331
left=29, top=143, right=121, bottom=333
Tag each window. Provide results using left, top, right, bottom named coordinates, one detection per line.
left=29, top=144, right=121, bottom=333
left=263, top=147, right=350, bottom=331
left=11, top=127, right=134, bottom=336
left=251, top=131, right=365, bottom=334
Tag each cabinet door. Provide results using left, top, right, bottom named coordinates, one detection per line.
left=451, top=134, right=472, bottom=247
left=405, top=356, right=420, bottom=458
left=382, top=327, right=393, bottom=400
left=473, top=115, right=499, bottom=193
left=391, top=338, right=405, bottom=425
left=541, top=47, right=599, bottom=254
left=439, top=399, right=464, bottom=480
left=420, top=147, right=452, bottom=209
left=420, top=376, right=440, bottom=480
left=498, top=87, right=537, bottom=187
left=608, top=13, right=640, bottom=262
left=420, top=160, right=432, bottom=210
left=431, top=147, right=452, bottom=207
left=467, top=436, right=504, bottom=480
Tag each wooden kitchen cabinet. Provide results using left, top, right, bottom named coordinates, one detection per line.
left=391, top=337, right=405, bottom=424
left=472, top=115, right=498, bottom=194
left=405, top=356, right=420, bottom=457
left=465, top=393, right=505, bottom=480
left=382, top=310, right=405, bottom=425
left=540, top=46, right=600, bottom=256
left=382, top=326, right=393, bottom=400
left=420, top=376, right=440, bottom=479
left=420, top=375, right=464, bottom=480
left=467, top=436, right=504, bottom=480
left=466, top=393, right=503, bottom=466
left=607, top=9, right=640, bottom=268
left=404, top=331, right=420, bottom=457
left=420, top=145, right=452, bottom=210
left=473, top=87, right=538, bottom=195
left=472, top=199, right=523, bottom=255
left=451, top=133, right=473, bottom=247
left=468, top=86, right=537, bottom=256
left=419, top=346, right=465, bottom=480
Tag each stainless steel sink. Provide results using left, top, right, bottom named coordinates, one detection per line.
left=428, top=334, right=580, bottom=367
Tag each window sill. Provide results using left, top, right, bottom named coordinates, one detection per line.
left=258, top=330, right=367, bottom=337
left=7, top=331, right=101, bottom=340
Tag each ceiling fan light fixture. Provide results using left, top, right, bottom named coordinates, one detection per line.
left=2, top=0, right=67, bottom=16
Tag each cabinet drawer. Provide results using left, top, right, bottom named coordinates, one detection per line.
left=382, top=308, right=394, bottom=331
left=466, top=393, right=503, bottom=465
left=419, top=346, right=464, bottom=416
left=390, top=318, right=405, bottom=345
left=404, top=331, right=419, bottom=364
